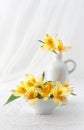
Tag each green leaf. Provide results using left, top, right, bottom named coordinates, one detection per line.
left=53, top=50, right=57, bottom=54
left=4, top=95, right=20, bottom=105
left=48, top=81, right=53, bottom=83
left=38, top=86, right=42, bottom=89
left=46, top=33, right=49, bottom=37
left=42, top=71, right=45, bottom=80
left=50, top=94, right=54, bottom=98
left=43, top=82, right=47, bottom=85
left=38, top=40, right=44, bottom=44
left=37, top=93, right=43, bottom=99
left=43, top=81, right=52, bottom=85
left=71, top=93, right=77, bottom=96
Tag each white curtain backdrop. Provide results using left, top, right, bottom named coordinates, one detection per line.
left=0, top=0, right=84, bottom=82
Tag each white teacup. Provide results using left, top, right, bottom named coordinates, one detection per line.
left=30, top=99, right=57, bottom=115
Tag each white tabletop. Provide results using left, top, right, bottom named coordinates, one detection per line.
left=0, top=79, right=83, bottom=130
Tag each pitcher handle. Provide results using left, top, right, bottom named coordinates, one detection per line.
left=64, top=59, right=76, bottom=74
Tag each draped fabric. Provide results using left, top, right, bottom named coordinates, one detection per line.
left=0, top=0, right=84, bottom=82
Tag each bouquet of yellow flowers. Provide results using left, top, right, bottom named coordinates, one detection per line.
left=5, top=72, right=75, bottom=106
left=39, top=34, right=71, bottom=54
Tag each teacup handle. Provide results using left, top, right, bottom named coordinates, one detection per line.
left=64, top=59, right=76, bottom=74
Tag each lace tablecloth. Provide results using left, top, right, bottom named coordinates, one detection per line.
left=0, top=79, right=83, bottom=130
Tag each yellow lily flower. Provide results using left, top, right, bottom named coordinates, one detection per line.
left=25, top=72, right=45, bottom=88
left=37, top=73, right=44, bottom=86
left=39, top=34, right=71, bottom=54
left=53, top=88, right=68, bottom=105
left=24, top=89, right=37, bottom=100
left=63, top=81, right=73, bottom=94
left=41, top=82, right=54, bottom=100
left=63, top=81, right=70, bottom=88
left=55, top=81, right=63, bottom=88
left=41, top=34, right=56, bottom=51
left=25, top=74, right=37, bottom=87
left=12, top=81, right=27, bottom=96
left=24, top=88, right=38, bottom=104
left=5, top=70, right=75, bottom=106
left=55, top=39, right=71, bottom=53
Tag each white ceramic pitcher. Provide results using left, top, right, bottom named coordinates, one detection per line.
left=46, top=54, right=76, bottom=83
